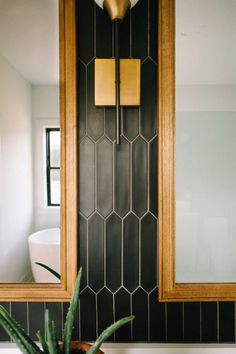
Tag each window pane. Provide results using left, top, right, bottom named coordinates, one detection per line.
left=50, top=169, right=60, bottom=205
left=50, top=130, right=60, bottom=167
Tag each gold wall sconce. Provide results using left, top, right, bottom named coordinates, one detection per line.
left=94, top=0, right=141, bottom=144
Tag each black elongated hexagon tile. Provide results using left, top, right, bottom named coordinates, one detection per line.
left=87, top=61, right=104, bottom=141
left=95, top=3, right=112, bottom=58
left=77, top=0, right=94, bottom=64
left=201, top=303, right=218, bottom=342
left=105, top=108, right=116, bottom=142
left=183, top=303, right=201, bottom=342
left=97, top=288, right=114, bottom=340
left=115, top=288, right=132, bottom=342
left=106, top=213, right=122, bottom=292
left=88, top=213, right=104, bottom=292
left=219, top=302, right=235, bottom=342
left=79, top=137, right=95, bottom=217
left=78, top=61, right=86, bottom=139
left=114, top=137, right=130, bottom=217
left=97, top=138, right=113, bottom=217
left=132, top=137, right=148, bottom=217
left=123, top=213, right=139, bottom=292
left=150, top=137, right=158, bottom=216
left=79, top=214, right=87, bottom=290
left=119, top=11, right=131, bottom=58
left=141, top=59, right=157, bottom=141
left=166, top=303, right=183, bottom=342
left=150, top=0, right=158, bottom=62
left=28, top=303, right=45, bottom=341
left=131, top=0, right=148, bottom=60
left=150, top=290, right=166, bottom=342
left=141, top=213, right=157, bottom=292
left=132, top=288, right=148, bottom=341
left=80, top=288, right=96, bottom=341
left=123, top=107, right=139, bottom=142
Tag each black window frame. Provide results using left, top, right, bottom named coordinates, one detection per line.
left=46, top=128, right=60, bottom=207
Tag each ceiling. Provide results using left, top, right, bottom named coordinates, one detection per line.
left=176, top=0, right=236, bottom=85
left=0, top=0, right=59, bottom=85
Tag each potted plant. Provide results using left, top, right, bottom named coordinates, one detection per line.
left=0, top=268, right=134, bottom=354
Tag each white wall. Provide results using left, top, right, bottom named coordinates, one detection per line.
left=176, top=84, right=236, bottom=283
left=0, top=53, right=33, bottom=282
left=32, top=85, right=60, bottom=231
left=177, top=84, right=236, bottom=112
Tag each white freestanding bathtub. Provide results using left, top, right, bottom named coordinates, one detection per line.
left=28, top=228, right=60, bottom=283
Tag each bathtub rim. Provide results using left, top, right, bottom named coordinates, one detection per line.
left=28, top=228, right=60, bottom=245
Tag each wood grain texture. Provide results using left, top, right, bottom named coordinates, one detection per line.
left=158, top=0, right=236, bottom=301
left=0, top=0, right=77, bottom=301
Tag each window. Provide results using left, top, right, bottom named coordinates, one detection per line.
left=46, top=128, right=60, bottom=206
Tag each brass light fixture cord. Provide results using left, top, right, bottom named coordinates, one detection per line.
left=102, top=0, right=132, bottom=144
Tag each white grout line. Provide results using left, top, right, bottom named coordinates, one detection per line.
left=26, top=302, right=29, bottom=336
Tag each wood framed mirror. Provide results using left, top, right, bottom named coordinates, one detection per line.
left=0, top=0, right=77, bottom=301
left=158, top=0, right=236, bottom=301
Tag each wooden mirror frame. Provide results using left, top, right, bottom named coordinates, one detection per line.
left=158, top=0, right=236, bottom=301
left=0, top=0, right=77, bottom=301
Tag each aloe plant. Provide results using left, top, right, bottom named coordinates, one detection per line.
left=0, top=268, right=134, bottom=354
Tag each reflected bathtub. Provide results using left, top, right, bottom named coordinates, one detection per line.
left=28, top=228, right=60, bottom=283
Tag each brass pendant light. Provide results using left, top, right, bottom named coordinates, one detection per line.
left=95, top=0, right=140, bottom=21
left=103, top=0, right=131, bottom=21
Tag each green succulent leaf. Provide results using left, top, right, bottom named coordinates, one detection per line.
left=0, top=305, right=42, bottom=354
left=63, top=267, right=82, bottom=354
left=87, top=316, right=135, bottom=354
left=45, top=310, right=59, bottom=354
left=35, top=263, right=61, bottom=280
left=36, top=330, right=49, bottom=354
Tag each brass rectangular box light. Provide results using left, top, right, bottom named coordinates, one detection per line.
left=95, top=58, right=141, bottom=107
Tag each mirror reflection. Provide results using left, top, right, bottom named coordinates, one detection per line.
left=0, top=0, right=60, bottom=283
left=176, top=0, right=236, bottom=283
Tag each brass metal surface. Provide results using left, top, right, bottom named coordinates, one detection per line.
left=95, top=58, right=141, bottom=106
left=95, top=59, right=116, bottom=106
left=103, top=0, right=131, bottom=21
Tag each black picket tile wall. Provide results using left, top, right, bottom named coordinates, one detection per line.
left=0, top=0, right=235, bottom=345
left=183, top=302, right=201, bottom=343
left=219, top=303, right=235, bottom=342
left=201, top=302, right=218, bottom=342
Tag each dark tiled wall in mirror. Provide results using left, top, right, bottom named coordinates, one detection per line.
left=0, top=0, right=235, bottom=344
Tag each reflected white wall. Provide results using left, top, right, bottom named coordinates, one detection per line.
left=0, top=53, right=33, bottom=282
left=32, top=85, right=60, bottom=231
left=176, top=85, right=236, bottom=282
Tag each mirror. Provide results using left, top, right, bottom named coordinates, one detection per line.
left=158, top=0, right=236, bottom=301
left=0, top=0, right=77, bottom=300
